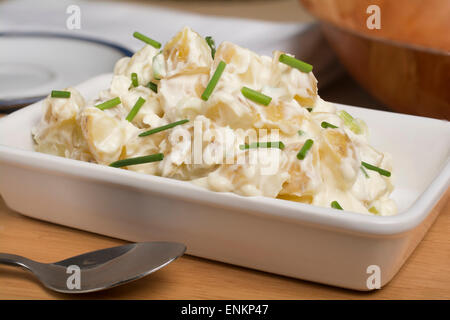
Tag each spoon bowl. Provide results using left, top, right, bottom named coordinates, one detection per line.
left=0, top=241, right=186, bottom=293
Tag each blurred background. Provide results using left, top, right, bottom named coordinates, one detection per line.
left=1, top=0, right=448, bottom=119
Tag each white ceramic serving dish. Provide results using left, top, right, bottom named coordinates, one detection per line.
left=0, top=73, right=449, bottom=291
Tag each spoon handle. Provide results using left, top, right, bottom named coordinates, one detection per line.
left=0, top=253, right=36, bottom=270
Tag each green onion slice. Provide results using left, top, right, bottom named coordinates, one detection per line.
left=131, top=73, right=138, bottom=87
left=133, top=31, right=161, bottom=49
left=368, top=206, right=379, bottom=215
left=297, top=139, right=314, bottom=160
left=361, top=161, right=391, bottom=177
left=126, top=97, right=146, bottom=122
left=152, top=53, right=166, bottom=80
left=95, top=97, right=121, bottom=110
left=139, top=119, right=189, bottom=137
left=337, top=110, right=365, bottom=134
left=360, top=166, right=370, bottom=178
left=321, top=121, right=338, bottom=129
left=239, top=141, right=285, bottom=150
left=331, top=201, right=343, bottom=210
left=51, top=90, right=71, bottom=98
left=110, top=153, right=164, bottom=168
left=205, top=36, right=216, bottom=59
left=338, top=110, right=354, bottom=125
left=201, top=61, right=226, bottom=101
left=297, top=130, right=305, bottom=136
left=146, top=81, right=158, bottom=93
left=241, top=86, right=272, bottom=106
left=279, top=53, right=313, bottom=73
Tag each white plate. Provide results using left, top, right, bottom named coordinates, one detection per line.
left=0, top=73, right=449, bottom=290
left=0, top=32, right=132, bottom=109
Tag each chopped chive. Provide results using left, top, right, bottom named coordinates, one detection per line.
left=239, top=141, right=285, bottom=150
left=146, top=81, right=158, bottom=93
left=95, top=97, right=121, bottom=110
left=279, top=53, right=313, bottom=73
left=201, top=61, right=226, bottom=101
left=131, top=72, right=139, bottom=87
left=361, top=161, right=391, bottom=177
left=331, top=201, right=343, bottom=210
left=51, top=90, right=71, bottom=98
left=337, top=110, right=363, bottom=134
left=369, top=206, right=379, bottom=215
left=321, top=121, right=338, bottom=129
left=360, top=166, right=369, bottom=178
left=306, top=107, right=313, bottom=112
left=241, top=86, right=272, bottom=106
left=338, top=110, right=354, bottom=124
left=133, top=31, right=161, bottom=49
left=298, top=130, right=305, bottom=136
left=297, top=139, right=314, bottom=160
left=109, top=153, right=164, bottom=168
left=205, top=36, right=216, bottom=59
left=139, top=119, right=189, bottom=137
left=152, top=53, right=165, bottom=80
left=126, top=97, right=146, bottom=122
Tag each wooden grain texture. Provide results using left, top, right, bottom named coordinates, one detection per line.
left=299, top=0, right=450, bottom=120
left=320, top=22, right=450, bottom=120
left=0, top=195, right=449, bottom=300
left=300, top=0, right=450, bottom=51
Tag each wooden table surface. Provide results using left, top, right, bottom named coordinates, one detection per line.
left=1, top=0, right=449, bottom=300
left=0, top=195, right=449, bottom=299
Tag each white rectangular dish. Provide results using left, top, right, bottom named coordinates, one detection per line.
left=0, top=73, right=449, bottom=291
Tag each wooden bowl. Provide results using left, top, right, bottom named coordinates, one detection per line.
left=300, top=0, right=450, bottom=119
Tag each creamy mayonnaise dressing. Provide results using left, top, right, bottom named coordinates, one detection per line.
left=32, top=27, right=397, bottom=215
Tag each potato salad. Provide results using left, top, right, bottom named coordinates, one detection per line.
left=32, top=27, right=397, bottom=215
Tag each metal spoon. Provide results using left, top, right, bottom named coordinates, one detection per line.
left=0, top=241, right=186, bottom=293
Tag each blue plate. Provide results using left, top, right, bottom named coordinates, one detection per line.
left=0, top=32, right=133, bottom=111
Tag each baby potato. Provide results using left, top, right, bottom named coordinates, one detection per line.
left=163, top=27, right=213, bottom=77
left=279, top=142, right=321, bottom=197
left=114, top=45, right=159, bottom=85
left=215, top=41, right=272, bottom=89
left=271, top=50, right=318, bottom=108
left=159, top=73, right=209, bottom=120
left=319, top=129, right=360, bottom=188
left=80, top=107, right=134, bottom=165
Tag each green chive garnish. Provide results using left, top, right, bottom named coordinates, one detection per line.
left=306, top=107, right=313, bottom=112
left=139, top=119, right=189, bottom=137
left=279, top=53, right=313, bottom=73
left=51, top=90, right=71, bottom=98
left=126, top=97, right=146, bottom=122
left=297, top=139, right=314, bottom=160
left=146, top=81, right=158, bottom=93
left=321, top=121, right=338, bottom=129
left=95, top=97, right=121, bottom=110
left=201, top=61, right=226, bottom=101
left=361, top=161, right=391, bottom=177
left=241, top=86, right=272, bottom=106
left=205, top=36, right=216, bottom=59
left=239, top=141, right=285, bottom=150
left=368, top=206, right=379, bottom=215
left=360, top=166, right=369, bottom=178
left=109, top=153, right=164, bottom=168
left=298, top=130, right=305, bottom=136
left=331, top=201, right=343, bottom=210
left=131, top=73, right=138, bottom=87
left=133, top=31, right=161, bottom=49
left=338, top=110, right=354, bottom=124
left=337, top=110, right=364, bottom=134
